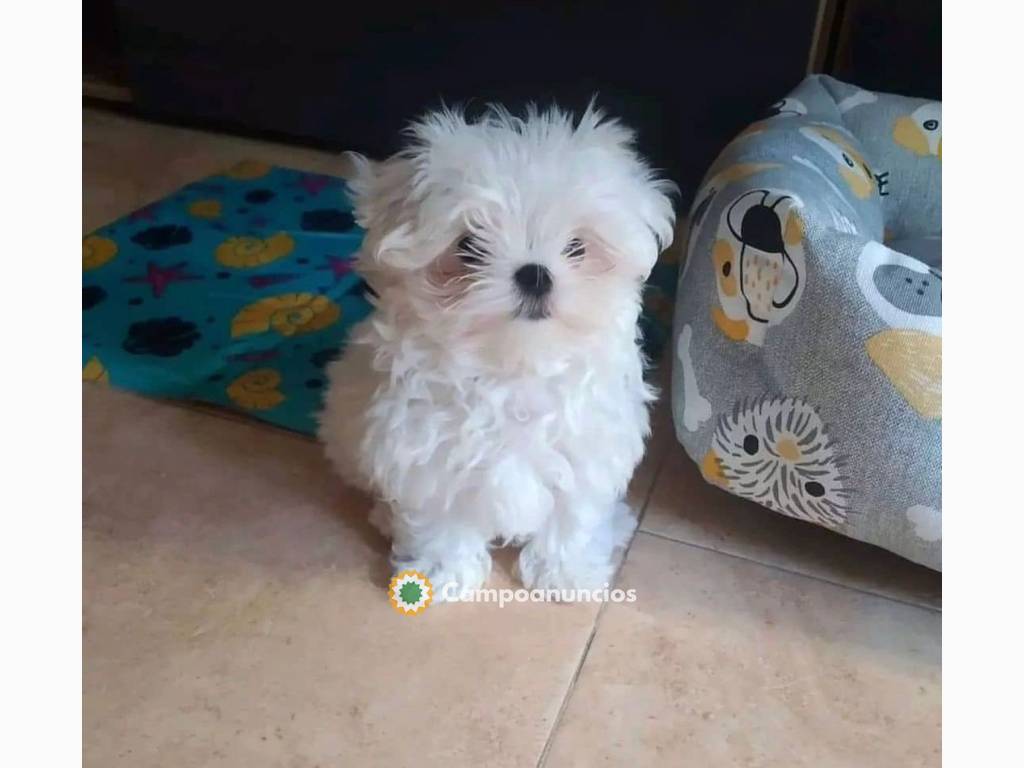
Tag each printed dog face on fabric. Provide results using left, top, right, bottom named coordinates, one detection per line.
left=856, top=241, right=942, bottom=420
left=799, top=125, right=881, bottom=199
left=893, top=102, right=942, bottom=160
left=701, top=396, right=851, bottom=528
left=710, top=189, right=806, bottom=346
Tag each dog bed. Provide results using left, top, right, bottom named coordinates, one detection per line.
left=671, top=75, right=941, bottom=570
left=84, top=160, right=678, bottom=436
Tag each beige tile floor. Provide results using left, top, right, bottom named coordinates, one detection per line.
left=83, top=107, right=941, bottom=767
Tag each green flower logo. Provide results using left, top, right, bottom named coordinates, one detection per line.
left=389, top=570, right=433, bottom=615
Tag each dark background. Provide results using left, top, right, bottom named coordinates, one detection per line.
left=85, top=0, right=940, bottom=208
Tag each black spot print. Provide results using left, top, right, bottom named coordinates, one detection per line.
left=296, top=258, right=309, bottom=265
left=83, top=285, right=107, bottom=310
left=842, top=153, right=855, bottom=168
left=128, top=297, right=144, bottom=306
left=722, top=261, right=732, bottom=277
left=217, top=271, right=231, bottom=279
left=245, top=189, right=275, bottom=204
left=805, top=481, right=826, bottom=498
left=305, top=378, right=324, bottom=389
left=310, top=348, right=341, bottom=369
left=131, top=224, right=193, bottom=250
left=301, top=209, right=356, bottom=233
left=207, top=373, right=224, bottom=382
left=740, top=205, right=784, bottom=253
left=743, top=435, right=759, bottom=455
left=236, top=207, right=249, bottom=215
left=122, top=317, right=201, bottom=357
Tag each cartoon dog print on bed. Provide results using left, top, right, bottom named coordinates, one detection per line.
left=701, top=396, right=851, bottom=527
left=799, top=125, right=887, bottom=199
left=710, top=189, right=806, bottom=346
left=856, top=241, right=942, bottom=419
left=893, top=102, right=941, bottom=159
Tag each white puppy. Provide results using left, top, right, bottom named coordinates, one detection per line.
left=319, top=104, right=675, bottom=597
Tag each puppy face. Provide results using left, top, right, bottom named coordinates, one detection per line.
left=347, top=106, right=675, bottom=369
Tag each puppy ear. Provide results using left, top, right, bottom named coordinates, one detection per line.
left=578, top=104, right=678, bottom=271
left=637, top=176, right=678, bottom=257
left=344, top=152, right=422, bottom=269
left=344, top=152, right=412, bottom=232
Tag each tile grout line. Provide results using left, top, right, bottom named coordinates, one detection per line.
left=638, top=528, right=941, bottom=613
left=535, top=445, right=669, bottom=768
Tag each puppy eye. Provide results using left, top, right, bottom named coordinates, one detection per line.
left=562, top=237, right=586, bottom=260
left=457, top=235, right=487, bottom=265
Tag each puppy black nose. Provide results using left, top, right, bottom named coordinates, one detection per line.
left=514, top=263, right=553, bottom=298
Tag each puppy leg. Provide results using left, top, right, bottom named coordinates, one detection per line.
left=518, top=497, right=637, bottom=592
left=390, top=513, right=492, bottom=601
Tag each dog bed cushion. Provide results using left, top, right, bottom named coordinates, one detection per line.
left=671, top=75, right=941, bottom=570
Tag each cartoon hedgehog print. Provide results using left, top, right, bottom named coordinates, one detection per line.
left=701, top=396, right=851, bottom=527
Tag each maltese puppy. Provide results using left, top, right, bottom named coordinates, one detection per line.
left=319, top=104, right=675, bottom=597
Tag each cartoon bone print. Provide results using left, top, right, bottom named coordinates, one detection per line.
left=710, top=189, right=807, bottom=346
left=676, top=324, right=712, bottom=432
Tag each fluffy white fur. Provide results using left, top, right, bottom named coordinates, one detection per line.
left=319, top=104, right=675, bottom=598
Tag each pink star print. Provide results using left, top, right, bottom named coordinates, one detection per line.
left=318, top=255, right=354, bottom=282
left=298, top=174, right=330, bottom=196
left=124, top=261, right=202, bottom=298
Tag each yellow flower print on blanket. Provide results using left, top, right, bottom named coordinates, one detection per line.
left=188, top=199, right=222, bottom=219
left=227, top=369, right=285, bottom=411
left=83, top=235, right=118, bottom=271
left=82, top=356, right=109, bottom=385
left=231, top=293, right=341, bottom=338
left=224, top=160, right=271, bottom=180
left=216, top=232, right=294, bottom=268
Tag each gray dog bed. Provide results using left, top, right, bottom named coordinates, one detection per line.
left=671, top=75, right=941, bottom=570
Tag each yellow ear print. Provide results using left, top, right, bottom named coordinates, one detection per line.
left=937, top=137, right=942, bottom=161
left=866, top=329, right=942, bottom=419
left=893, top=116, right=930, bottom=155
left=711, top=306, right=749, bottom=341
left=840, top=166, right=873, bottom=199
left=717, top=162, right=782, bottom=184
left=711, top=239, right=738, bottom=297
left=701, top=450, right=728, bottom=487
left=783, top=210, right=804, bottom=246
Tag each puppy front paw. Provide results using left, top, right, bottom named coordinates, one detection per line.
left=517, top=546, right=617, bottom=593
left=518, top=503, right=637, bottom=592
